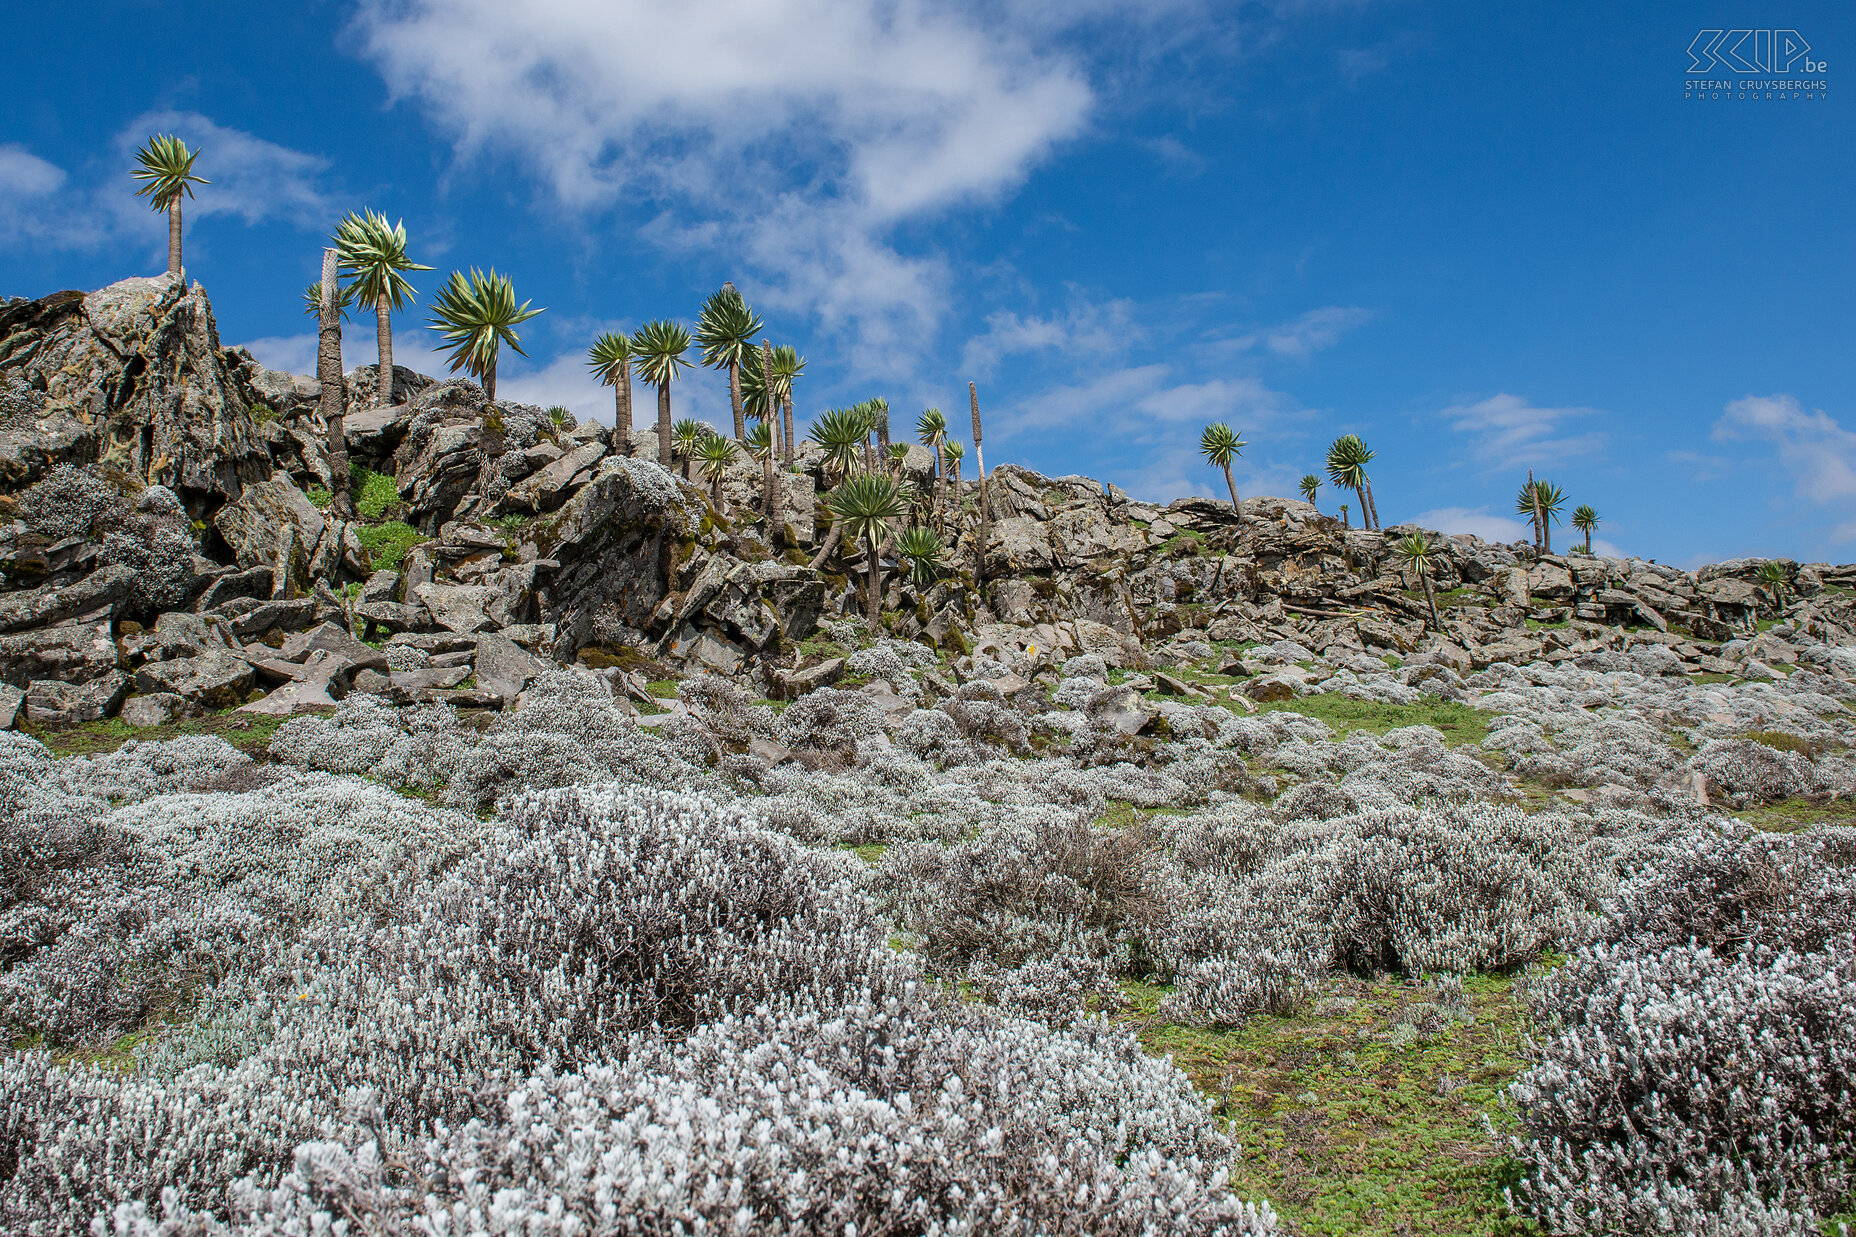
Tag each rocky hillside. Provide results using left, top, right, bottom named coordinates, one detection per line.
left=3, top=273, right=1853, bottom=727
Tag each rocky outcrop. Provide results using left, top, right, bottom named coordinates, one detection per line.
left=0, top=276, right=269, bottom=505
left=5, top=273, right=1856, bottom=728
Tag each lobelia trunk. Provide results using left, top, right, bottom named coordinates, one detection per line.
left=615, top=360, right=633, bottom=442
left=484, top=364, right=497, bottom=406
left=1363, top=479, right=1381, bottom=531
left=781, top=393, right=796, bottom=470
left=970, top=382, right=988, bottom=592
left=1421, top=571, right=1440, bottom=630
left=167, top=200, right=183, bottom=279
left=760, top=341, right=782, bottom=547
left=866, top=533, right=882, bottom=623
left=810, top=518, right=844, bottom=572
left=729, top=359, right=745, bottom=443
left=657, top=384, right=672, bottom=468
left=375, top=291, right=394, bottom=407
left=1223, top=463, right=1243, bottom=525
left=933, top=443, right=945, bottom=532
left=317, top=249, right=352, bottom=520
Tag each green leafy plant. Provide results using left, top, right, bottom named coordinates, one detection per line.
left=1326, top=435, right=1380, bottom=530
left=1757, top=560, right=1791, bottom=605
left=350, top=466, right=401, bottom=521
left=1199, top=423, right=1247, bottom=523
left=1299, top=473, right=1321, bottom=507
left=808, top=407, right=869, bottom=482
left=895, top=525, right=947, bottom=586
left=1393, top=531, right=1442, bottom=630
left=587, top=331, right=635, bottom=440
left=355, top=521, right=426, bottom=571
left=1570, top=504, right=1599, bottom=554
left=694, top=284, right=763, bottom=441
left=695, top=433, right=739, bottom=510
left=130, top=134, right=207, bottom=278
left=334, top=209, right=432, bottom=407
left=426, top=267, right=543, bottom=404
left=672, top=418, right=707, bottom=481
left=770, top=344, right=805, bottom=467
left=630, top=319, right=692, bottom=469
left=825, top=473, right=907, bottom=621
left=301, top=280, right=356, bottom=322
left=1514, top=478, right=1565, bottom=554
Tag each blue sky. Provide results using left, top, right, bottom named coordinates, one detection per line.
left=2, top=1, right=1850, bottom=567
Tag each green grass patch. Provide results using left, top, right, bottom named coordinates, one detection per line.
left=1735, top=796, right=1856, bottom=833
left=1253, top=694, right=1492, bottom=746
left=1095, top=798, right=1193, bottom=831
left=847, top=842, right=889, bottom=864
left=645, top=679, right=679, bottom=698
left=356, top=521, right=427, bottom=571
left=304, top=486, right=333, bottom=509
left=1122, top=971, right=1540, bottom=1237
left=1743, top=729, right=1840, bottom=758
left=1690, top=671, right=1735, bottom=684
left=22, top=708, right=288, bottom=758
left=351, top=466, right=401, bottom=520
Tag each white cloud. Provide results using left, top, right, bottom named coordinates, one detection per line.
left=0, top=145, right=104, bottom=248
left=1259, top=305, right=1372, bottom=358
left=1, top=119, right=336, bottom=258
left=235, top=333, right=320, bottom=376
left=1405, top=505, right=1622, bottom=556
left=497, top=351, right=610, bottom=420
left=115, top=111, right=336, bottom=231
left=1132, top=376, right=1298, bottom=427
left=348, top=0, right=1109, bottom=366
left=0, top=144, right=65, bottom=197
left=1712, top=393, right=1856, bottom=504
left=1439, top=392, right=1606, bottom=469
left=1667, top=448, right=1731, bottom=483
left=1405, top=506, right=1532, bottom=544
left=959, top=295, right=1138, bottom=375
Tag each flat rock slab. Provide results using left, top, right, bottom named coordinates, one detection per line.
left=240, top=679, right=339, bottom=715
left=134, top=651, right=255, bottom=710
left=281, top=621, right=389, bottom=673
left=27, top=672, right=128, bottom=724
left=475, top=632, right=546, bottom=705
left=414, top=583, right=498, bottom=634
left=120, top=692, right=188, bottom=727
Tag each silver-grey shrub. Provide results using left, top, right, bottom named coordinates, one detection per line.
left=3, top=784, right=1277, bottom=1236
left=1508, top=827, right=1856, bottom=1235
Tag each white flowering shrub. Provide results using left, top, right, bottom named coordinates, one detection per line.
left=1689, top=737, right=1819, bottom=805
left=1158, top=802, right=1618, bottom=1024
left=1509, top=826, right=1856, bottom=1235
left=2, top=784, right=1275, bottom=1237
left=877, top=817, right=1175, bottom=973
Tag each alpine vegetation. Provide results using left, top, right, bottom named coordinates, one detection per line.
left=0, top=772, right=1278, bottom=1236
left=5, top=219, right=1856, bottom=1234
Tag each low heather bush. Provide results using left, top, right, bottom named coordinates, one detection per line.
left=2, top=783, right=1274, bottom=1236
left=1509, top=827, right=1856, bottom=1235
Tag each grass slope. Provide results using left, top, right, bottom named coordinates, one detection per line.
left=1123, top=972, right=1540, bottom=1237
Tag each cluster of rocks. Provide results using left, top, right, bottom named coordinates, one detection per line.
left=1, top=273, right=1850, bottom=730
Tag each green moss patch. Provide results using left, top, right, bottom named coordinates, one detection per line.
left=22, top=708, right=288, bottom=758
left=1123, top=971, right=1540, bottom=1237
left=1252, top=694, right=1492, bottom=746
left=356, top=521, right=427, bottom=571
